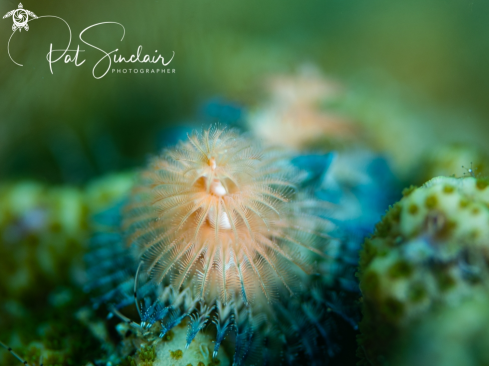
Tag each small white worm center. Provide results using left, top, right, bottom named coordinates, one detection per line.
left=210, top=179, right=226, bottom=196
left=205, top=176, right=230, bottom=229
left=207, top=206, right=232, bottom=230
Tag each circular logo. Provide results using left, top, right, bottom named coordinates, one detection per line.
left=12, top=9, right=29, bottom=29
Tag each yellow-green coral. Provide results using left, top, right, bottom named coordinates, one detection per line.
left=394, top=293, right=489, bottom=366
left=152, top=319, right=229, bottom=366
left=0, top=173, right=133, bottom=301
left=357, top=176, right=489, bottom=365
left=0, top=173, right=134, bottom=366
left=130, top=345, right=157, bottom=366
left=2, top=298, right=104, bottom=366
left=114, top=319, right=229, bottom=366
left=170, top=349, right=183, bottom=360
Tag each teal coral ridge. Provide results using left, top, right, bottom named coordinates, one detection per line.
left=357, top=176, right=489, bottom=365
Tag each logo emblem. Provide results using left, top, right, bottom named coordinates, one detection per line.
left=3, top=3, right=38, bottom=32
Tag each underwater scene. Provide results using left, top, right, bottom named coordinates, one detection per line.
left=1, top=0, right=489, bottom=365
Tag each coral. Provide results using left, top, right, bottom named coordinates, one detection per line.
left=357, top=176, right=489, bottom=365
left=119, top=344, right=158, bottom=366
left=119, top=335, right=228, bottom=366
left=0, top=173, right=134, bottom=366
left=1, top=288, right=104, bottom=366
left=394, top=293, right=489, bottom=366
left=154, top=319, right=229, bottom=366
left=0, top=172, right=133, bottom=302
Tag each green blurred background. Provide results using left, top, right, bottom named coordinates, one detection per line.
left=1, top=0, right=488, bottom=182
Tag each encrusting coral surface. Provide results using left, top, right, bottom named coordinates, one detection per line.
left=358, top=175, right=489, bottom=365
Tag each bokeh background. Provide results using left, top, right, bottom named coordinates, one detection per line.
left=1, top=0, right=489, bottom=184
left=2, top=1, right=489, bottom=365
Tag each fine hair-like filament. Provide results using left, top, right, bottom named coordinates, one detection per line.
left=124, top=126, right=329, bottom=304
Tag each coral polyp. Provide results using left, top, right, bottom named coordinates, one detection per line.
left=357, top=176, right=489, bottom=365
left=124, top=127, right=327, bottom=304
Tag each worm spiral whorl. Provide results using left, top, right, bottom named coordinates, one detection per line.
left=124, top=126, right=328, bottom=304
